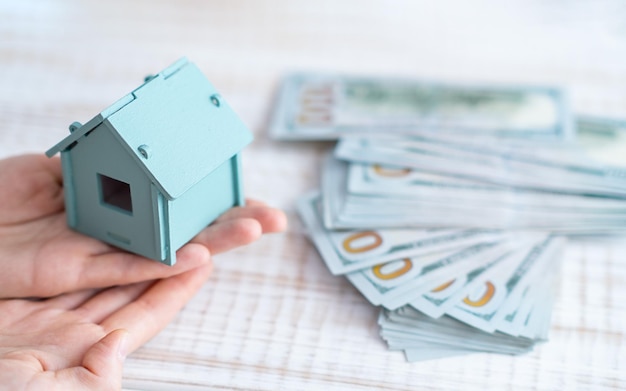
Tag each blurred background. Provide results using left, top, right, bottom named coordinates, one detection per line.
left=2, top=0, right=626, bottom=205
left=1, top=1, right=625, bottom=390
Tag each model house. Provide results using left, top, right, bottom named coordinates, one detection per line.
left=46, top=58, right=253, bottom=266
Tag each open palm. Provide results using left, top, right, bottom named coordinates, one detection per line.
left=0, top=265, right=212, bottom=390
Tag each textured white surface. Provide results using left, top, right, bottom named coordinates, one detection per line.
left=1, top=1, right=625, bottom=389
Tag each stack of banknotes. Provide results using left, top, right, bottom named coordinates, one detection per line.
left=270, top=73, right=626, bottom=361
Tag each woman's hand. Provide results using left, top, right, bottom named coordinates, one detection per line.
left=0, top=154, right=286, bottom=299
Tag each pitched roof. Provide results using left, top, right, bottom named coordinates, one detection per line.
left=47, top=58, right=253, bottom=199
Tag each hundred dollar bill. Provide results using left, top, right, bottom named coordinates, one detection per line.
left=335, top=135, right=626, bottom=197
left=322, top=154, right=626, bottom=233
left=348, top=162, right=626, bottom=211
left=297, top=191, right=506, bottom=275
left=377, top=238, right=545, bottom=310
left=346, top=242, right=513, bottom=308
left=270, top=73, right=573, bottom=140
left=389, top=308, right=536, bottom=351
left=510, top=247, right=562, bottom=340
left=495, top=262, right=556, bottom=338
left=322, top=153, right=504, bottom=229
left=445, top=236, right=565, bottom=333
left=407, top=247, right=517, bottom=318
left=491, top=246, right=561, bottom=337
left=379, top=308, right=536, bottom=357
left=518, top=263, right=559, bottom=340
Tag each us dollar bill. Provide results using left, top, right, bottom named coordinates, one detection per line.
left=347, top=162, right=626, bottom=211
left=445, top=236, right=565, bottom=333
left=270, top=73, right=573, bottom=140
left=335, top=135, right=626, bottom=197
left=297, top=191, right=506, bottom=275
left=322, top=153, right=626, bottom=233
left=346, top=242, right=512, bottom=308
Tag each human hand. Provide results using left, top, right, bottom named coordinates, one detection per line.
left=0, top=264, right=213, bottom=390
left=0, top=154, right=287, bottom=298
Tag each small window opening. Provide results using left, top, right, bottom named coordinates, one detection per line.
left=98, top=174, right=133, bottom=214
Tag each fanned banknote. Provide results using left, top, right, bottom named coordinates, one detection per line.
left=298, top=190, right=564, bottom=359
left=297, top=192, right=510, bottom=274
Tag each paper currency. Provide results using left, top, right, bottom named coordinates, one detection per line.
left=346, top=242, right=507, bottom=308
left=298, top=188, right=564, bottom=348
left=378, top=238, right=561, bottom=362
left=335, top=135, right=626, bottom=196
left=408, top=253, right=511, bottom=319
left=445, top=236, right=564, bottom=332
left=379, top=307, right=539, bottom=361
left=348, top=162, right=626, bottom=211
left=283, top=71, right=624, bottom=361
left=321, top=153, right=626, bottom=233
left=297, top=191, right=510, bottom=274
left=270, top=73, right=573, bottom=140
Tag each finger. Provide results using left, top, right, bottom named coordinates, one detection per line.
left=77, top=243, right=211, bottom=293
left=74, top=282, right=152, bottom=324
left=191, top=217, right=262, bottom=255
left=54, top=329, right=128, bottom=390
left=0, top=291, right=98, bottom=327
left=100, top=264, right=213, bottom=352
left=215, top=205, right=287, bottom=234
left=44, top=289, right=101, bottom=310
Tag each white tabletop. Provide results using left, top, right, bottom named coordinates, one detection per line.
left=1, top=1, right=625, bottom=389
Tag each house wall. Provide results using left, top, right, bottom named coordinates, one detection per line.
left=66, top=124, right=161, bottom=260
left=168, top=155, right=240, bottom=251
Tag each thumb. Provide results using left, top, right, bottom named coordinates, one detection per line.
left=57, top=329, right=129, bottom=390
left=83, top=329, right=129, bottom=380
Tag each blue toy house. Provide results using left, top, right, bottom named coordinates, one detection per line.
left=46, top=58, right=253, bottom=266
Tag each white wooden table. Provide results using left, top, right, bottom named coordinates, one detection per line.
left=1, top=1, right=625, bottom=389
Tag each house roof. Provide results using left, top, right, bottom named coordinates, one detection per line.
left=47, top=58, right=253, bottom=199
